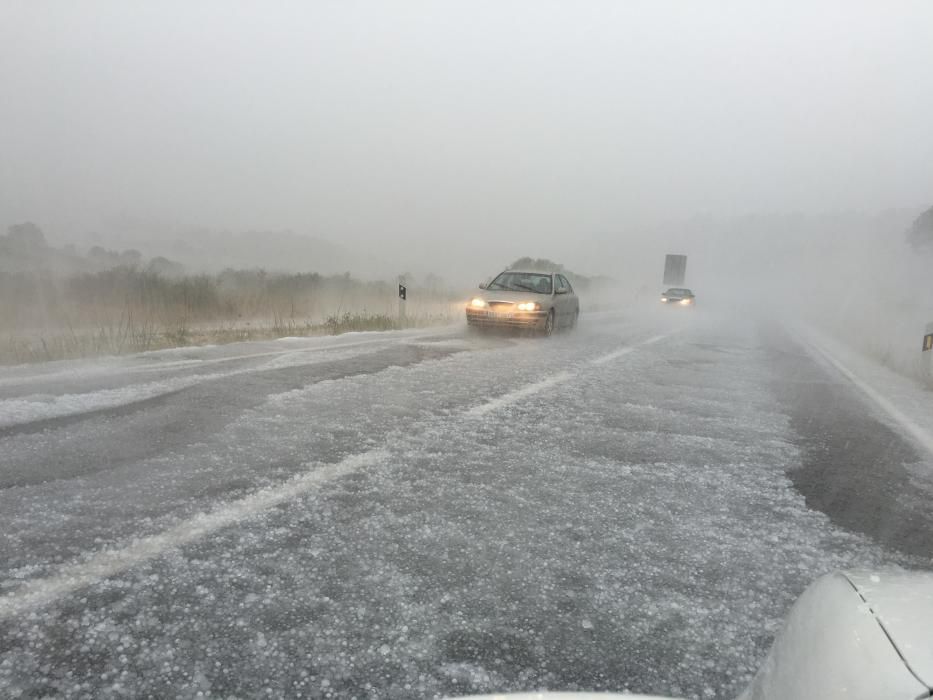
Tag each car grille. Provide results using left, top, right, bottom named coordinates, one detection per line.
left=466, top=313, right=540, bottom=328
left=487, top=301, right=514, bottom=310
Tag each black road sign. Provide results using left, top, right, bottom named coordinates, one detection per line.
left=923, top=333, right=933, bottom=352
left=398, top=284, right=407, bottom=301
left=663, top=254, right=687, bottom=286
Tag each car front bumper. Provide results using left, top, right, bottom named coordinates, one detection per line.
left=466, top=308, right=548, bottom=329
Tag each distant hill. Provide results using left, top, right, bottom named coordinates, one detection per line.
left=0, top=222, right=185, bottom=276
left=76, top=225, right=383, bottom=278
left=170, top=230, right=374, bottom=276
left=1, top=221, right=413, bottom=284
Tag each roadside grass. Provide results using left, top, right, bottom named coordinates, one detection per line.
left=0, top=266, right=469, bottom=365
left=0, top=310, right=457, bottom=365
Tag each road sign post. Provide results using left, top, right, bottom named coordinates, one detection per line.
left=923, top=322, right=933, bottom=377
left=923, top=322, right=933, bottom=380
left=398, top=281, right=407, bottom=323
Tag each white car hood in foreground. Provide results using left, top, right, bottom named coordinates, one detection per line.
left=459, top=570, right=933, bottom=700
left=845, top=570, right=933, bottom=688
left=741, top=570, right=933, bottom=700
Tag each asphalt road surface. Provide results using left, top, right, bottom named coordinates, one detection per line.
left=1, top=311, right=932, bottom=699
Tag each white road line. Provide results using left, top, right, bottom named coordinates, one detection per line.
left=0, top=348, right=302, bottom=388
left=0, top=449, right=387, bottom=621
left=0, top=373, right=228, bottom=429
left=0, top=332, right=431, bottom=389
left=590, top=333, right=669, bottom=365
left=803, top=334, right=933, bottom=458
left=465, top=372, right=575, bottom=418
left=0, top=329, right=671, bottom=614
left=0, top=344, right=394, bottom=429
left=590, top=347, right=636, bottom=365
left=468, top=332, right=673, bottom=415
left=131, top=334, right=432, bottom=373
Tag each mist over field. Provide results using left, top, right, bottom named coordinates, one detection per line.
left=7, top=5, right=933, bottom=698
left=1, top=1, right=932, bottom=367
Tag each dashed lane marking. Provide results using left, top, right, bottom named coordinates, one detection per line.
left=0, top=330, right=673, bottom=616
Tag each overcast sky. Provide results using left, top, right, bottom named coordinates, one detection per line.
left=1, top=1, right=931, bottom=276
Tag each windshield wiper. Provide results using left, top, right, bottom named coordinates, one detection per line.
left=512, top=283, right=540, bottom=293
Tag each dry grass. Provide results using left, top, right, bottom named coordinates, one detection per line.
left=0, top=268, right=464, bottom=365
left=1, top=310, right=456, bottom=365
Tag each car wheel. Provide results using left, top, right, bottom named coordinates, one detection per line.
left=570, top=309, right=579, bottom=330
left=542, top=309, right=555, bottom=337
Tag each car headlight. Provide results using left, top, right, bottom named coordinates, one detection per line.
left=516, top=302, right=541, bottom=311
left=660, top=297, right=668, bottom=302
left=470, top=298, right=486, bottom=308
left=680, top=298, right=691, bottom=305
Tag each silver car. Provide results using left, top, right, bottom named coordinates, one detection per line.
left=465, top=270, right=580, bottom=335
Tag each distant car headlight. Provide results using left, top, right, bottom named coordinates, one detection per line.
left=470, top=298, right=487, bottom=308
left=680, top=298, right=691, bottom=305
left=660, top=297, right=668, bottom=302
left=517, top=302, right=540, bottom=311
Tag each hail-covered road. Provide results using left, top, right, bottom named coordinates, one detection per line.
left=1, top=311, right=931, bottom=699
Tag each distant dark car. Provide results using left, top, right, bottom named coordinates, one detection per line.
left=660, top=288, right=695, bottom=307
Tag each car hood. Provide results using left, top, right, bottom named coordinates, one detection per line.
left=479, top=289, right=552, bottom=303
left=846, top=570, right=933, bottom=687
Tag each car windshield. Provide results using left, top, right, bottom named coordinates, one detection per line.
left=488, top=272, right=553, bottom=294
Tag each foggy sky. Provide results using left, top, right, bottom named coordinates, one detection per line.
left=1, top=1, right=932, bottom=278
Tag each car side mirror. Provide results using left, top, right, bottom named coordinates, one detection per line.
left=478, top=282, right=487, bottom=289
left=555, top=288, right=567, bottom=295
